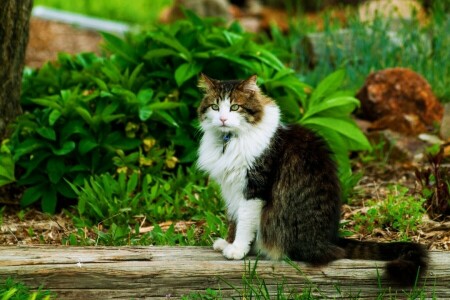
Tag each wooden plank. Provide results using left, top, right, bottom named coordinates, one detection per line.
left=0, top=246, right=448, bottom=299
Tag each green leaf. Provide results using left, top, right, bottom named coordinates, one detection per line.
left=79, top=137, right=98, bottom=155
left=31, top=98, right=62, bottom=110
left=128, top=63, right=144, bottom=89
left=36, top=127, right=56, bottom=141
left=147, top=32, right=191, bottom=61
left=92, top=77, right=109, bottom=91
left=46, top=158, right=66, bottom=184
left=49, top=110, right=62, bottom=126
left=13, top=139, right=45, bottom=160
left=137, top=89, right=154, bottom=106
left=139, top=107, right=153, bottom=121
left=144, top=48, right=180, bottom=60
left=302, top=96, right=360, bottom=120
left=75, top=107, right=94, bottom=126
left=21, top=184, right=46, bottom=207
left=101, top=31, right=138, bottom=64
left=309, top=69, right=346, bottom=107
left=148, top=102, right=182, bottom=110
left=174, top=62, right=202, bottom=87
left=301, top=117, right=371, bottom=151
left=127, top=173, right=139, bottom=194
left=61, top=120, right=88, bottom=137
left=51, top=141, right=76, bottom=156
left=0, top=152, right=15, bottom=186
left=155, top=111, right=179, bottom=127
left=41, top=188, right=57, bottom=213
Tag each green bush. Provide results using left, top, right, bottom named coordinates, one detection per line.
left=8, top=12, right=369, bottom=212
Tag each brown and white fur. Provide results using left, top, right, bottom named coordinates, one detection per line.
left=197, top=74, right=428, bottom=286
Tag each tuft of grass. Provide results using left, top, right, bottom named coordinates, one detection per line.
left=352, top=185, right=425, bottom=239
left=184, top=257, right=436, bottom=299
left=0, top=278, right=54, bottom=300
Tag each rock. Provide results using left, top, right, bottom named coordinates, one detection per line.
left=356, top=68, right=444, bottom=136
left=366, top=130, right=430, bottom=163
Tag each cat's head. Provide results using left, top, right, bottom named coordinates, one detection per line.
left=198, top=74, right=273, bottom=133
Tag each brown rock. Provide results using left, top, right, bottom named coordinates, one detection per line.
left=356, top=68, right=444, bottom=135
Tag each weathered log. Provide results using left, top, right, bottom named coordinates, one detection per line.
left=0, top=246, right=448, bottom=299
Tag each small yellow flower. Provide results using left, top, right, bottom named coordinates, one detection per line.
left=117, top=166, right=128, bottom=174
left=125, top=122, right=139, bottom=138
left=165, top=156, right=179, bottom=169
left=139, top=157, right=153, bottom=167
left=143, top=138, right=156, bottom=152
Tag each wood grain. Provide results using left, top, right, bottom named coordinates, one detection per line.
left=0, top=246, right=448, bottom=299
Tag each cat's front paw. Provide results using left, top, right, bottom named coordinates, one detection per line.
left=213, top=238, right=229, bottom=251
left=223, top=243, right=249, bottom=260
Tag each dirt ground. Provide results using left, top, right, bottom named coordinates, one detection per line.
left=25, top=18, right=102, bottom=68
left=2, top=17, right=449, bottom=251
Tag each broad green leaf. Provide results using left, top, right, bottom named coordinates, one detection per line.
left=21, top=184, right=46, bottom=207
left=49, top=110, right=62, bottom=126
left=175, top=62, right=202, bottom=87
left=137, top=89, right=154, bottom=106
left=51, top=141, right=76, bottom=156
left=0, top=153, right=15, bottom=186
left=36, top=127, right=56, bottom=141
left=139, top=107, right=153, bottom=121
left=101, top=31, right=138, bottom=64
left=41, top=188, right=57, bottom=213
left=148, top=102, right=182, bottom=110
left=223, top=31, right=243, bottom=45
left=128, top=63, right=144, bottom=89
left=144, top=48, right=180, bottom=60
left=13, top=139, right=45, bottom=160
left=156, top=111, right=179, bottom=127
left=302, top=97, right=360, bottom=120
left=309, top=69, right=346, bottom=107
left=301, top=117, right=371, bottom=150
left=92, top=77, right=109, bottom=91
left=30, top=98, right=62, bottom=110
left=57, top=180, right=77, bottom=199
left=216, top=52, right=254, bottom=69
left=127, top=173, right=139, bottom=194
left=247, top=47, right=285, bottom=70
left=61, top=120, right=88, bottom=137
left=18, top=152, right=51, bottom=179
left=101, top=102, right=120, bottom=117
left=46, top=158, right=66, bottom=184
left=75, top=107, right=93, bottom=126
left=147, top=32, right=191, bottom=61
left=79, top=137, right=98, bottom=155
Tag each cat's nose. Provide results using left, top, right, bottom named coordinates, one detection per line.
left=220, top=116, right=227, bottom=124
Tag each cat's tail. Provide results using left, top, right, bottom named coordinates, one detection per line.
left=337, top=238, right=429, bottom=286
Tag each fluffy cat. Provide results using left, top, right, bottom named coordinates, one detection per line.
left=197, top=74, right=428, bottom=286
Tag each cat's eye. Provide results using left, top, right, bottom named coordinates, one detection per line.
left=210, top=104, right=219, bottom=111
left=230, top=104, right=240, bottom=111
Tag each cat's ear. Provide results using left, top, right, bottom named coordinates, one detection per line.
left=198, top=73, right=217, bottom=91
left=239, top=75, right=260, bottom=93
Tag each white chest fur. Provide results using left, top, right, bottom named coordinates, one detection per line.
left=198, top=104, right=280, bottom=219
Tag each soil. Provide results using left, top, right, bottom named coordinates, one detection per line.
left=2, top=17, right=449, bottom=251
left=25, top=18, right=102, bottom=68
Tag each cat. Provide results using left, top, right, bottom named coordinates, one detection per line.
left=196, top=73, right=429, bottom=286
